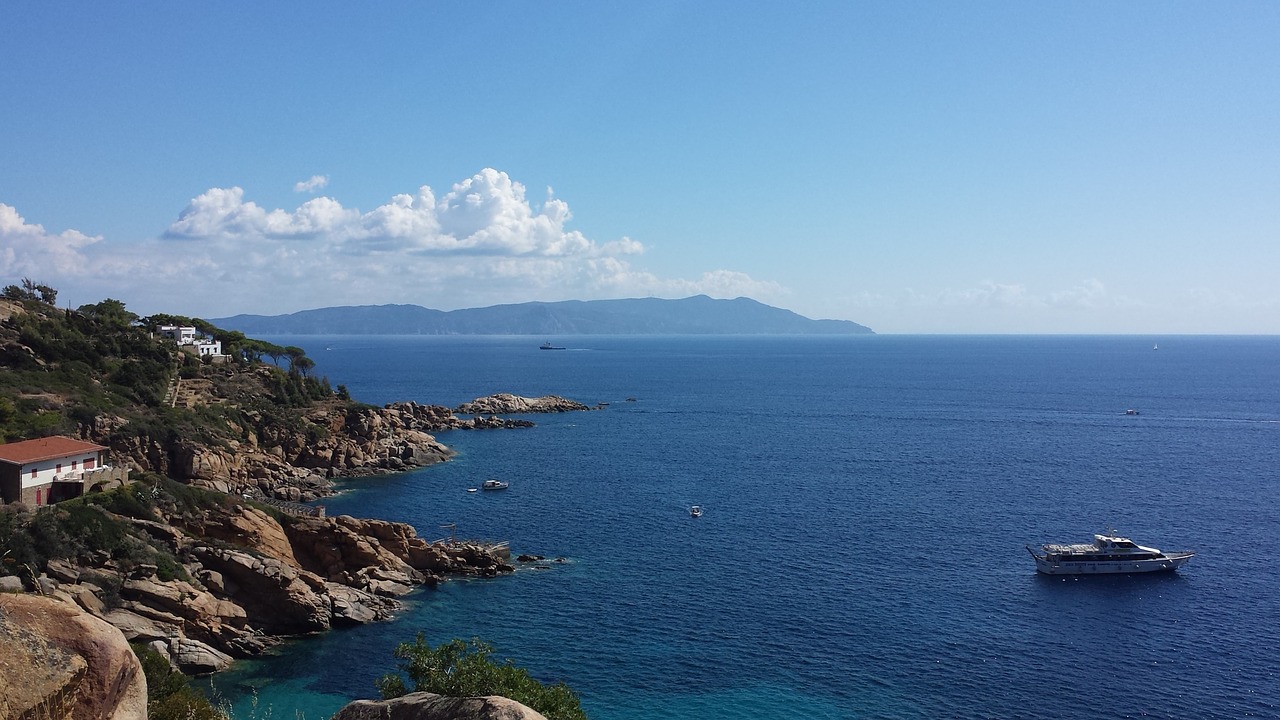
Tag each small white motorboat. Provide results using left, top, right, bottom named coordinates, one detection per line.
left=482, top=479, right=509, bottom=491
left=690, top=505, right=703, bottom=518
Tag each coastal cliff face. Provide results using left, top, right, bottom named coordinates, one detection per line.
left=0, top=385, right=578, bottom=674
left=86, top=399, right=534, bottom=503
left=86, top=401, right=459, bottom=502
left=7, top=491, right=514, bottom=674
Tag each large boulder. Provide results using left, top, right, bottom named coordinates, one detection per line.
left=332, top=692, right=548, bottom=720
left=285, top=515, right=424, bottom=584
left=326, top=583, right=399, bottom=626
left=173, top=442, right=239, bottom=481
left=0, top=593, right=147, bottom=720
left=182, top=504, right=301, bottom=568
left=190, top=546, right=332, bottom=634
left=167, top=637, right=235, bottom=674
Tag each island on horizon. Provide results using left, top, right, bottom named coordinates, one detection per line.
left=208, top=295, right=875, bottom=336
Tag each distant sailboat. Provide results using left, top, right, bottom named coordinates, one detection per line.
left=1153, top=343, right=1159, bottom=350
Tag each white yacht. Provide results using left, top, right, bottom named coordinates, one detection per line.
left=1027, top=533, right=1193, bottom=575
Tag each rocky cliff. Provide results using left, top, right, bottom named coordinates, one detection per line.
left=3, top=390, right=588, bottom=674
left=89, top=399, right=534, bottom=503
left=9, top=494, right=514, bottom=674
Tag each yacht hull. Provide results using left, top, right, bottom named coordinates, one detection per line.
left=1032, top=552, right=1194, bottom=575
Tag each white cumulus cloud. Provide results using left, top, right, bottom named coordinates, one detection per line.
left=167, top=169, right=613, bottom=257
left=3, top=169, right=782, bottom=318
left=294, top=175, right=329, bottom=193
left=0, top=203, right=102, bottom=277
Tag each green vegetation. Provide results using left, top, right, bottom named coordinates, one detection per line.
left=0, top=289, right=344, bottom=446
left=3, top=277, right=58, bottom=305
left=377, top=636, right=587, bottom=720
left=0, top=474, right=249, bottom=584
left=133, top=643, right=229, bottom=720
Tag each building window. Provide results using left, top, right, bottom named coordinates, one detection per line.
left=85, top=458, right=96, bottom=470
left=56, top=464, right=62, bottom=473
left=31, top=468, right=37, bottom=479
left=71, top=460, right=77, bottom=470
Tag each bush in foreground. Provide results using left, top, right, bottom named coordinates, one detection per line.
left=133, top=643, right=227, bottom=720
left=377, top=636, right=586, bottom=720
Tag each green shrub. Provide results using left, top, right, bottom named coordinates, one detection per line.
left=0, top=484, right=189, bottom=582
left=377, top=636, right=586, bottom=720
left=133, top=643, right=229, bottom=720
left=84, top=483, right=159, bottom=521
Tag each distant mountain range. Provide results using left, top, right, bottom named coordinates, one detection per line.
left=209, top=296, right=874, bottom=335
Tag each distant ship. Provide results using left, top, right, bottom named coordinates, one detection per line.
left=540, top=342, right=565, bottom=350
left=1027, top=533, right=1193, bottom=575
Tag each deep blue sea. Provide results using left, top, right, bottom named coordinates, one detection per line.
left=211, top=336, right=1280, bottom=719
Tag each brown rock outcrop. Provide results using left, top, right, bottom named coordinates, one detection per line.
left=68, top=500, right=514, bottom=661
left=4, top=445, right=516, bottom=677
left=0, top=593, right=147, bottom=720
left=456, top=394, right=591, bottom=415
left=100, top=401, right=469, bottom=501
left=189, top=546, right=333, bottom=635
left=332, top=692, right=548, bottom=720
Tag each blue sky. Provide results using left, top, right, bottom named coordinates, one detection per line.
left=2, top=3, right=1277, bottom=333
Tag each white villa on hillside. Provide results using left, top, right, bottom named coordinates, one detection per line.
left=0, top=436, right=131, bottom=506
left=158, top=325, right=225, bottom=359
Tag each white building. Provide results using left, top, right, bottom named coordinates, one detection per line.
left=158, top=325, right=224, bottom=359
left=0, top=436, right=129, bottom=506
left=158, top=325, right=197, bottom=344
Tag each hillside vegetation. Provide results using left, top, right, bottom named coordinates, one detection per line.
left=0, top=293, right=338, bottom=446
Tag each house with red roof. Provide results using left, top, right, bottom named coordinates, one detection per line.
left=0, top=436, right=129, bottom=506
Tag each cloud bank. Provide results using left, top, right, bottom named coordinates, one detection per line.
left=0, top=204, right=102, bottom=277
left=1, top=169, right=781, bottom=317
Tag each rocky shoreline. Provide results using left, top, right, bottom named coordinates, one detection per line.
left=1, top=393, right=592, bottom=718
left=92, top=396, right=578, bottom=504
left=8, top=499, right=516, bottom=675
left=66, top=395, right=593, bottom=668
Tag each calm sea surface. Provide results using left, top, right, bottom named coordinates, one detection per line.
left=212, top=336, right=1280, bottom=719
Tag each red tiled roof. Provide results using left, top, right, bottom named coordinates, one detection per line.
left=0, top=436, right=107, bottom=465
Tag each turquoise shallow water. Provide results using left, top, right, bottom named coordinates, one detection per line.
left=213, top=335, right=1280, bottom=719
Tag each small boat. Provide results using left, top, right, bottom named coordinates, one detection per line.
left=1125, top=409, right=1140, bottom=415
left=540, top=342, right=565, bottom=350
left=467, top=488, right=478, bottom=493
left=689, top=505, right=703, bottom=518
left=1027, top=533, right=1193, bottom=575
left=1153, top=343, right=1159, bottom=350
left=481, top=479, right=509, bottom=491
